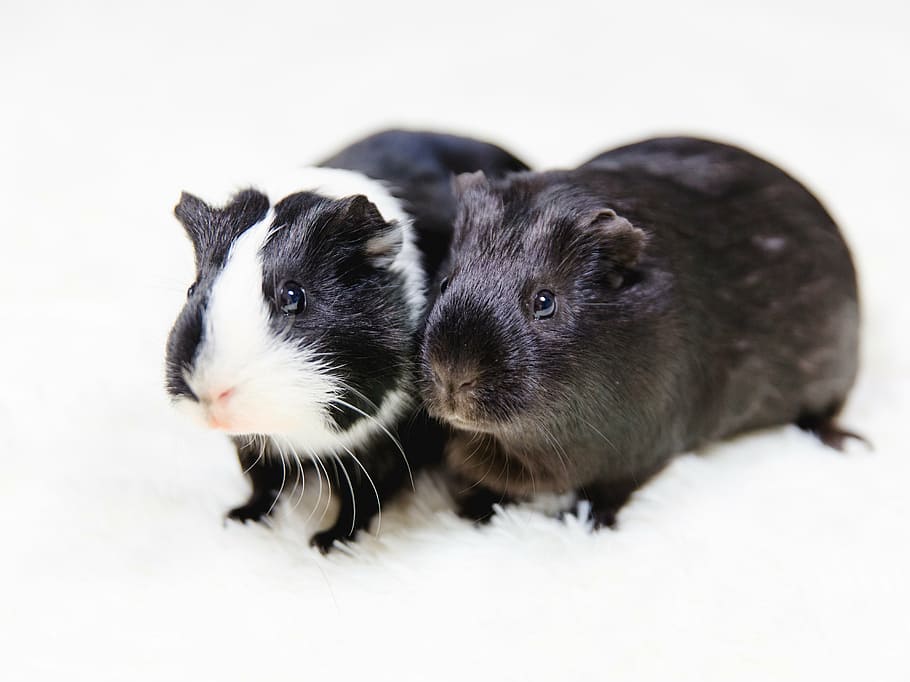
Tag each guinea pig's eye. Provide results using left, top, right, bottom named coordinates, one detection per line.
left=187, top=282, right=197, bottom=298
left=278, top=280, right=306, bottom=315
left=532, top=289, right=557, bottom=320
left=440, top=276, right=449, bottom=294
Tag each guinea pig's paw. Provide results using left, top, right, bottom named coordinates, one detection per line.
left=803, top=418, right=870, bottom=452
left=454, top=486, right=513, bottom=525
left=309, top=529, right=348, bottom=554
left=818, top=425, right=870, bottom=452
left=560, top=498, right=619, bottom=530
left=581, top=478, right=640, bottom=531
left=588, top=505, right=620, bottom=531
left=225, top=499, right=276, bottom=525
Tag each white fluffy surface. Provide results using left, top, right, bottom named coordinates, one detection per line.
left=2, top=1, right=908, bottom=680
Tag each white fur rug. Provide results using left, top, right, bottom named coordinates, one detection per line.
left=2, top=1, right=908, bottom=680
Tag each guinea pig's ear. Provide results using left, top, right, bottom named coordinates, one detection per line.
left=452, top=170, right=488, bottom=198
left=366, top=224, right=404, bottom=268
left=336, top=194, right=403, bottom=268
left=175, top=190, right=270, bottom=265
left=336, top=194, right=385, bottom=226
left=589, top=209, right=647, bottom=268
left=174, top=191, right=213, bottom=246
left=223, top=189, right=270, bottom=229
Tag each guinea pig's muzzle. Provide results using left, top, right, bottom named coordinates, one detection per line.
left=421, top=295, right=526, bottom=429
left=426, top=358, right=482, bottom=425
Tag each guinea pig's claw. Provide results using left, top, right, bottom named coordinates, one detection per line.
left=796, top=413, right=871, bottom=452
left=454, top=485, right=512, bottom=525
left=589, top=506, right=620, bottom=530
left=225, top=501, right=271, bottom=525
left=309, top=531, right=344, bottom=554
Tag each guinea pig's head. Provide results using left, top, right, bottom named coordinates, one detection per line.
left=165, top=179, right=422, bottom=451
left=421, top=171, right=650, bottom=457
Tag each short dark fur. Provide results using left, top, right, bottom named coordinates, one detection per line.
left=165, top=130, right=527, bottom=551
left=422, top=136, right=861, bottom=526
left=321, top=129, right=529, bottom=276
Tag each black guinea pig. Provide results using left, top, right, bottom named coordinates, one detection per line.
left=164, top=129, right=528, bottom=551
left=421, top=136, right=861, bottom=527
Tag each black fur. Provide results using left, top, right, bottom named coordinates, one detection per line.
left=164, top=130, right=529, bottom=550
left=321, top=129, right=529, bottom=277
left=422, top=136, right=861, bottom=525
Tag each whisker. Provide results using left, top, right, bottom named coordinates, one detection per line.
left=292, top=452, right=307, bottom=509
left=332, top=454, right=357, bottom=536
left=274, top=434, right=308, bottom=511
left=267, top=440, right=288, bottom=516
left=241, top=435, right=266, bottom=475
left=540, top=423, right=570, bottom=482
left=576, top=414, right=617, bottom=452
left=303, top=447, right=326, bottom=528
left=313, top=454, right=336, bottom=526
left=493, top=441, right=511, bottom=508
left=329, top=396, right=414, bottom=490
left=331, top=379, right=382, bottom=413
left=340, top=445, right=382, bottom=536
left=460, top=430, right=484, bottom=467
left=465, top=438, right=498, bottom=492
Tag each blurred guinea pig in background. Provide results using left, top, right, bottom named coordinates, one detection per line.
left=164, top=130, right=528, bottom=552
left=422, top=136, right=862, bottom=527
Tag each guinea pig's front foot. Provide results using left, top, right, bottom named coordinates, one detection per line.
left=453, top=484, right=514, bottom=525
left=308, top=517, right=370, bottom=554
left=228, top=440, right=288, bottom=524
left=308, top=474, right=383, bottom=554
left=588, top=505, right=620, bottom=530
left=309, top=527, right=348, bottom=554
left=226, top=492, right=279, bottom=525
left=582, top=477, right=641, bottom=531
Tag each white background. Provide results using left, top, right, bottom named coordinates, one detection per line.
left=1, top=1, right=908, bottom=680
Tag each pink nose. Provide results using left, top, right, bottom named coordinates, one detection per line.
left=205, top=388, right=235, bottom=431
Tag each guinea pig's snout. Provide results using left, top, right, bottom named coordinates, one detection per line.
left=198, top=386, right=238, bottom=431
left=431, top=362, right=479, bottom=398
left=428, top=360, right=481, bottom=419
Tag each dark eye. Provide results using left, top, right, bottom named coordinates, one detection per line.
left=440, top=276, right=449, bottom=294
left=278, top=280, right=306, bottom=315
left=187, top=282, right=197, bottom=298
left=532, top=289, right=556, bottom=320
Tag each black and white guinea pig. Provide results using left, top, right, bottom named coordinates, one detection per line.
left=421, top=136, right=861, bottom=527
left=164, top=130, right=528, bottom=551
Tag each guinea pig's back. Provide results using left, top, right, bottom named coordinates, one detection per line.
left=579, top=137, right=860, bottom=446
left=321, top=130, right=529, bottom=276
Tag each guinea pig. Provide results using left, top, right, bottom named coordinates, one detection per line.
left=421, top=136, right=861, bottom=527
left=164, top=129, right=528, bottom=551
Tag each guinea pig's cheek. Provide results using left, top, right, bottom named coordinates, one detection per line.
left=170, top=382, right=287, bottom=435
left=206, top=390, right=286, bottom=434
left=223, top=373, right=339, bottom=436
